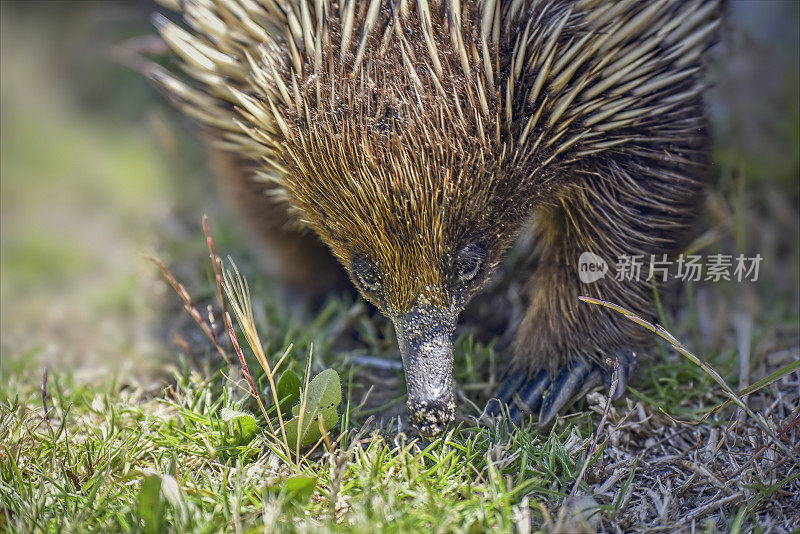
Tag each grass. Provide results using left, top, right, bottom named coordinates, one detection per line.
left=0, top=355, right=602, bottom=532
left=1, top=2, right=799, bottom=533
left=2, top=232, right=798, bottom=531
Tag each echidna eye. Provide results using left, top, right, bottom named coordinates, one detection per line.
left=455, top=243, right=486, bottom=283
left=351, top=257, right=382, bottom=292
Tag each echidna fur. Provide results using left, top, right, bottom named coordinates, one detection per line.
left=150, top=0, right=722, bottom=435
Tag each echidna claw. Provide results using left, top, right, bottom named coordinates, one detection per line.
left=485, top=352, right=637, bottom=427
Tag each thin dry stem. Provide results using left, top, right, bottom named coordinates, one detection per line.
left=579, top=296, right=799, bottom=465
left=146, top=254, right=231, bottom=365
left=203, top=215, right=230, bottom=349
left=564, top=357, right=619, bottom=509
left=224, top=314, right=274, bottom=438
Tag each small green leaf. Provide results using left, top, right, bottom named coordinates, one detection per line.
left=264, top=475, right=316, bottom=506
left=283, top=369, right=342, bottom=448
left=220, top=408, right=259, bottom=444
left=284, top=476, right=316, bottom=503
left=139, top=474, right=163, bottom=534
left=276, top=370, right=301, bottom=418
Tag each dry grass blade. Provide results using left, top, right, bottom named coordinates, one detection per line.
left=730, top=405, right=800, bottom=477
left=221, top=261, right=264, bottom=370
left=564, top=357, right=619, bottom=509
left=40, top=366, right=51, bottom=427
left=221, top=258, right=292, bottom=457
left=702, top=359, right=800, bottom=420
left=224, top=312, right=271, bottom=427
left=148, top=223, right=304, bottom=460
left=578, top=296, right=800, bottom=465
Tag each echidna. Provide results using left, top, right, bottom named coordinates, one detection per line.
left=150, top=0, right=722, bottom=436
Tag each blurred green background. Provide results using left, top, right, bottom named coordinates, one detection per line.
left=0, top=1, right=798, bottom=380
left=0, top=0, right=207, bottom=378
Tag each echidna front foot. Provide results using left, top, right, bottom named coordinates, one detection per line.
left=486, top=352, right=637, bottom=426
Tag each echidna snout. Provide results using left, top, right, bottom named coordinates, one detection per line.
left=408, top=398, right=456, bottom=438
left=394, top=304, right=458, bottom=437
